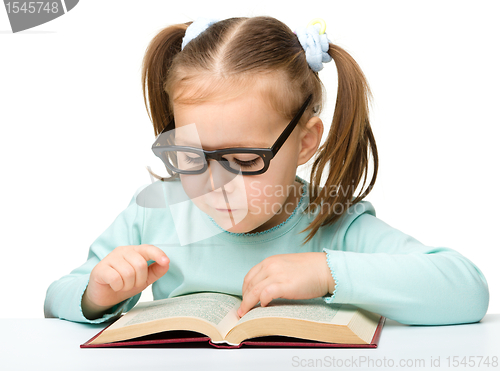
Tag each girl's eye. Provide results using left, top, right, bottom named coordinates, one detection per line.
left=223, top=154, right=264, bottom=171
left=185, top=156, right=203, bottom=163
left=179, top=152, right=264, bottom=172
left=233, top=158, right=259, bottom=168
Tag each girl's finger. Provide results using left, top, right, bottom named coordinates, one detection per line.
left=238, top=276, right=276, bottom=317
left=134, top=244, right=169, bottom=266
left=98, top=265, right=124, bottom=292
left=259, top=282, right=282, bottom=308
left=242, top=261, right=264, bottom=294
left=108, top=256, right=136, bottom=292
left=122, top=250, right=149, bottom=289
left=146, top=260, right=170, bottom=286
left=242, top=266, right=269, bottom=299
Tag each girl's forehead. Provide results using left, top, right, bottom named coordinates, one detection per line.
left=171, top=74, right=293, bottom=121
left=174, top=131, right=271, bottom=151
left=172, top=101, right=282, bottom=150
left=170, top=79, right=297, bottom=150
left=174, top=134, right=270, bottom=150
left=174, top=96, right=284, bottom=129
left=173, top=94, right=276, bottom=116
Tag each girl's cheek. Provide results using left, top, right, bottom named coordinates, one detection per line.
left=247, top=179, right=262, bottom=198
left=249, top=197, right=263, bottom=216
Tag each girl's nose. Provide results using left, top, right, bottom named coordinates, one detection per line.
left=207, top=160, right=237, bottom=192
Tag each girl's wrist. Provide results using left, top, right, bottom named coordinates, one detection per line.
left=322, top=252, right=336, bottom=295
left=81, top=288, right=115, bottom=320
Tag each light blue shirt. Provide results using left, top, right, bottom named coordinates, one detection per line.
left=44, top=175, right=489, bottom=325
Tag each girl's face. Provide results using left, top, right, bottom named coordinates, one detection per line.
left=172, top=92, right=305, bottom=234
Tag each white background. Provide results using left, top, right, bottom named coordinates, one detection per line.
left=0, top=0, right=498, bottom=318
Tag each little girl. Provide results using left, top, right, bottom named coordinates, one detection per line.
left=44, top=16, right=489, bottom=325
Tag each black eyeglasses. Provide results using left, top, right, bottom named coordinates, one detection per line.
left=152, top=94, right=312, bottom=176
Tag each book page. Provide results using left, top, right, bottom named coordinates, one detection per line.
left=108, top=292, right=241, bottom=334
left=236, top=298, right=348, bottom=325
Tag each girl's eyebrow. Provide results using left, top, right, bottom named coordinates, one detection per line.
left=175, top=138, right=269, bottom=149
left=205, top=143, right=268, bottom=150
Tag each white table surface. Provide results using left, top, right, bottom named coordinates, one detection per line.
left=1, top=315, right=499, bottom=371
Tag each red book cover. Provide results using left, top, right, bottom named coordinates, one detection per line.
left=80, top=316, right=385, bottom=349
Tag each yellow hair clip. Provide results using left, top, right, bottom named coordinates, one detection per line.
left=307, top=18, right=327, bottom=35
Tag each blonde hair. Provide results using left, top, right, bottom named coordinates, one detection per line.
left=141, top=16, right=378, bottom=245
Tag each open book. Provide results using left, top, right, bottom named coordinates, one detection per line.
left=81, top=292, right=385, bottom=349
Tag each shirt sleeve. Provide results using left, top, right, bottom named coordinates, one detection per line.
left=44, top=184, right=149, bottom=324
left=321, top=211, right=489, bottom=325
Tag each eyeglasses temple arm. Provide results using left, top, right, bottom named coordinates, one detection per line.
left=270, top=95, right=313, bottom=156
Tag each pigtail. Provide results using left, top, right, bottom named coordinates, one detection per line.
left=301, top=43, right=379, bottom=245
left=141, top=22, right=189, bottom=136
left=141, top=22, right=190, bottom=181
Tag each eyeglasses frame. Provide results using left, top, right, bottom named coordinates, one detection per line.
left=152, top=94, right=313, bottom=176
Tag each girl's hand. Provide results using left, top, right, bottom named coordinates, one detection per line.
left=237, top=252, right=335, bottom=317
left=82, top=244, right=170, bottom=319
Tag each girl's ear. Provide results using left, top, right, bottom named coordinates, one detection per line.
left=297, top=117, right=324, bottom=167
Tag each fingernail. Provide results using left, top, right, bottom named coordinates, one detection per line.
left=161, top=257, right=168, bottom=264
left=237, top=308, right=242, bottom=316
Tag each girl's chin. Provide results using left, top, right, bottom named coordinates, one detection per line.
left=213, top=219, right=249, bottom=233
left=199, top=204, right=261, bottom=233
left=210, top=214, right=258, bottom=234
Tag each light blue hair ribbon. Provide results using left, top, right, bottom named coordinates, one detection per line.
left=294, top=22, right=333, bottom=72
left=181, top=17, right=220, bottom=50
left=181, top=17, right=332, bottom=72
